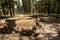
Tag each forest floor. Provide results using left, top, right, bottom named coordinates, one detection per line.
left=0, top=14, right=60, bottom=40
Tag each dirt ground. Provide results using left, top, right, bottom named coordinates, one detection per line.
left=0, top=14, right=60, bottom=40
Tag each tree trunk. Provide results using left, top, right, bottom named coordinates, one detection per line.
left=48, top=0, right=50, bottom=15
left=57, top=2, right=60, bottom=17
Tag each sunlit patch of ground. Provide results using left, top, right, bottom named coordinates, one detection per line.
left=0, top=19, right=5, bottom=28
left=16, top=20, right=35, bottom=29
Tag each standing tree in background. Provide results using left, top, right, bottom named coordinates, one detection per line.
left=17, top=0, right=21, bottom=14
left=22, top=0, right=31, bottom=13
left=57, top=0, right=60, bottom=17
left=1, top=0, right=8, bottom=16
left=8, top=0, right=15, bottom=17
left=47, top=0, right=50, bottom=15
left=1, top=0, right=15, bottom=17
left=50, top=0, right=57, bottom=13
left=14, top=0, right=21, bottom=14
left=35, top=0, right=48, bottom=14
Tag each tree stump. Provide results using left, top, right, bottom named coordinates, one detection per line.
left=5, top=19, right=16, bottom=33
